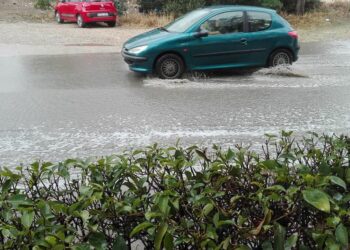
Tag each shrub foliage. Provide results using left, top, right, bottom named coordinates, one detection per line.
left=1, top=132, right=350, bottom=249
left=34, top=0, right=53, bottom=10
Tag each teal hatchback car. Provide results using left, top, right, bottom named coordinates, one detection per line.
left=122, top=5, right=300, bottom=79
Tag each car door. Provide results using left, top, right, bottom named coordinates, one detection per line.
left=241, top=11, right=275, bottom=67
left=187, top=11, right=250, bottom=70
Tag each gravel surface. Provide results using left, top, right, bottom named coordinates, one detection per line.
left=0, top=22, right=148, bottom=56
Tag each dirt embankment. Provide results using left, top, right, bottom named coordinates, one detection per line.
left=0, top=0, right=53, bottom=22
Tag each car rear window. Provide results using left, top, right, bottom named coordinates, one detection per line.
left=247, top=11, right=272, bottom=32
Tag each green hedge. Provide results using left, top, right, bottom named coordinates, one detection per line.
left=1, top=132, right=350, bottom=249
left=34, top=0, right=54, bottom=10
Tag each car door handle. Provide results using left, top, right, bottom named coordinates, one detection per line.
left=241, top=38, right=248, bottom=46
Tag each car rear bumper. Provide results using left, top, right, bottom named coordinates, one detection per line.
left=293, top=45, right=300, bottom=62
left=81, top=12, right=117, bottom=23
left=122, top=49, right=151, bottom=73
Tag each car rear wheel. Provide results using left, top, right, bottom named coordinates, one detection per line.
left=55, top=12, right=63, bottom=24
left=107, top=21, right=116, bottom=27
left=155, top=54, right=185, bottom=79
left=77, top=15, right=86, bottom=28
left=269, top=49, right=293, bottom=67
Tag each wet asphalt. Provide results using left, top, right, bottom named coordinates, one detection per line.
left=1, top=41, right=350, bottom=165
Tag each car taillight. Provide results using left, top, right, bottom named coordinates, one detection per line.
left=288, top=31, right=298, bottom=39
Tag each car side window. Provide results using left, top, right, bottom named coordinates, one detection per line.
left=200, top=11, right=244, bottom=36
left=247, top=11, right=272, bottom=32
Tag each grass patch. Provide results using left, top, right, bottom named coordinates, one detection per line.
left=119, top=12, right=173, bottom=28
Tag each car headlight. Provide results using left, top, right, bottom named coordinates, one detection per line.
left=129, top=45, right=148, bottom=54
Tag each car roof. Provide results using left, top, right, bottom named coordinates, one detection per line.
left=202, top=5, right=276, bottom=13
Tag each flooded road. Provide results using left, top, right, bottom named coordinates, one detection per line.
left=1, top=41, right=350, bottom=165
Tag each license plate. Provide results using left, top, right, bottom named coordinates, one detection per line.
left=97, top=13, right=108, bottom=17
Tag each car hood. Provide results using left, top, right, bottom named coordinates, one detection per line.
left=124, top=28, right=180, bottom=50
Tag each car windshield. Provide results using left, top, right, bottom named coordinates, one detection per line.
left=164, top=9, right=211, bottom=33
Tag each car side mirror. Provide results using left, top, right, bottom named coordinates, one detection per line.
left=194, top=31, right=209, bottom=38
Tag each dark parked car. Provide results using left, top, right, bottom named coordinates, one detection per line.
left=122, top=5, right=300, bottom=79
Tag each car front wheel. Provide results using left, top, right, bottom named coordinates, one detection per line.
left=155, top=54, right=185, bottom=79
left=55, top=12, right=63, bottom=24
left=269, top=49, right=293, bottom=67
left=77, top=15, right=86, bottom=28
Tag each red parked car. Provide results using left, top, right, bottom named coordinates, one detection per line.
left=54, top=0, right=118, bottom=28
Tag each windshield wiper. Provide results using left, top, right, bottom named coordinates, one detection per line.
left=158, top=27, right=169, bottom=32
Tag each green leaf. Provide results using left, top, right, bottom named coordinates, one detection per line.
left=319, top=161, right=331, bottom=176
left=285, top=233, right=298, bottom=250
left=335, top=223, right=348, bottom=247
left=155, top=223, right=168, bottom=250
left=52, top=245, right=65, bottom=250
left=273, top=223, right=286, bottom=250
left=328, top=176, right=347, bottom=190
left=345, top=169, right=350, bottom=184
left=303, top=189, right=330, bottom=213
left=312, top=233, right=327, bottom=247
left=45, top=235, right=57, bottom=246
left=1, top=229, right=10, bottom=238
left=196, top=149, right=210, bottom=161
left=158, top=195, right=169, bottom=214
left=112, top=236, right=128, bottom=250
left=164, top=232, right=174, bottom=250
left=262, top=241, right=273, bottom=250
left=88, top=232, right=107, bottom=250
left=21, top=211, right=34, bottom=229
left=130, top=222, right=153, bottom=237
left=72, top=243, right=91, bottom=250
left=235, top=246, right=251, bottom=250
left=202, top=203, right=214, bottom=216
left=226, top=148, right=235, bottom=160
left=8, top=194, right=32, bottom=208
left=261, top=160, right=279, bottom=170
left=211, top=212, right=219, bottom=228
left=80, top=210, right=90, bottom=223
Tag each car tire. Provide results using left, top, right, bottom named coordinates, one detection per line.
left=55, top=12, right=63, bottom=24
left=155, top=54, right=185, bottom=79
left=77, top=14, right=86, bottom=28
left=268, top=49, right=293, bottom=67
left=107, top=21, right=116, bottom=27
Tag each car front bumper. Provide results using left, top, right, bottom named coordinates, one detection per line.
left=122, top=48, right=151, bottom=73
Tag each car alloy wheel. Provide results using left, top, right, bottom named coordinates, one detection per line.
left=156, top=54, right=185, bottom=79
left=56, top=12, right=63, bottom=23
left=162, top=59, right=179, bottom=78
left=269, top=49, right=293, bottom=67
left=77, top=15, right=85, bottom=28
